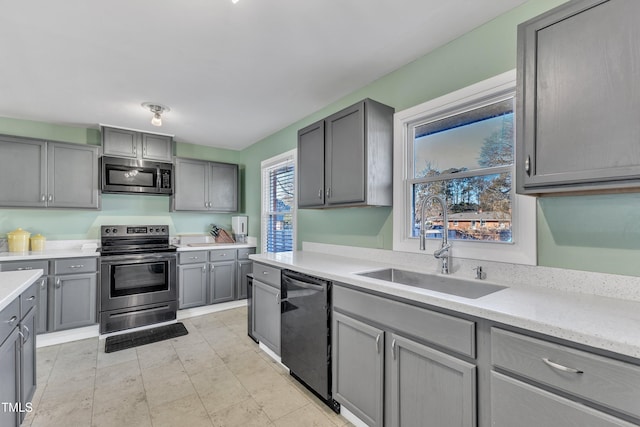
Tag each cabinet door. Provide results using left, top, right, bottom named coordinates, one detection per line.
left=325, top=102, right=365, bottom=205
left=491, top=372, right=636, bottom=427
left=518, top=0, right=640, bottom=193
left=252, top=280, right=280, bottom=355
left=390, top=333, right=476, bottom=427
left=20, top=308, right=37, bottom=420
left=0, top=136, right=47, bottom=207
left=141, top=133, right=173, bottom=162
left=0, top=328, right=20, bottom=427
left=209, top=162, right=238, bottom=212
left=102, top=127, right=139, bottom=158
left=178, top=264, right=207, bottom=309
left=173, top=158, right=208, bottom=211
left=37, top=277, right=48, bottom=334
left=209, top=261, right=235, bottom=304
left=48, top=142, right=100, bottom=208
left=52, top=273, right=97, bottom=331
left=332, top=312, right=384, bottom=427
left=297, top=120, right=325, bottom=208
left=236, top=260, right=253, bottom=300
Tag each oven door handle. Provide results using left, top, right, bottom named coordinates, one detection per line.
left=100, top=253, right=177, bottom=263
left=283, top=276, right=326, bottom=292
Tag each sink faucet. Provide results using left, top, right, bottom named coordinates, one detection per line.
left=419, top=195, right=451, bottom=274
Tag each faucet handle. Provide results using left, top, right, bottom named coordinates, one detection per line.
left=473, top=266, right=486, bottom=280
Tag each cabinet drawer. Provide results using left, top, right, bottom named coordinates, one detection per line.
left=0, top=298, right=19, bottom=346
left=253, top=263, right=280, bottom=288
left=53, top=257, right=97, bottom=274
left=209, top=249, right=236, bottom=262
left=179, top=251, right=208, bottom=264
left=0, top=260, right=49, bottom=275
left=334, top=285, right=475, bottom=358
left=237, top=247, right=255, bottom=260
left=492, top=328, right=640, bottom=420
left=20, top=281, right=38, bottom=318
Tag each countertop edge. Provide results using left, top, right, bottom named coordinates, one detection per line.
left=0, top=270, right=43, bottom=312
left=251, top=252, right=640, bottom=360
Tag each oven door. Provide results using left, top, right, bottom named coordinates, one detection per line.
left=100, top=252, right=177, bottom=311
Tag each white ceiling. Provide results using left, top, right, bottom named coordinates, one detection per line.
left=0, top=0, right=527, bottom=150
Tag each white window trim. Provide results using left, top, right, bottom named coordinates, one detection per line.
left=392, top=70, right=537, bottom=265
left=261, top=148, right=297, bottom=253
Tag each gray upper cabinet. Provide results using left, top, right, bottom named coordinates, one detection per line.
left=101, top=126, right=173, bottom=162
left=0, top=135, right=99, bottom=209
left=517, top=0, right=640, bottom=194
left=48, top=142, right=100, bottom=208
left=297, top=99, right=394, bottom=208
left=172, top=157, right=238, bottom=212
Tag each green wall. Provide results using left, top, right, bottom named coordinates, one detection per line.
left=238, top=0, right=569, bottom=250
left=0, top=117, right=241, bottom=239
left=4, top=0, right=639, bottom=277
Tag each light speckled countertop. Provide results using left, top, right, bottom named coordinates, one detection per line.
left=0, top=270, right=43, bottom=311
left=251, top=249, right=640, bottom=360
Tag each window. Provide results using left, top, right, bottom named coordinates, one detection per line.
left=261, top=150, right=296, bottom=253
left=393, top=70, right=536, bottom=265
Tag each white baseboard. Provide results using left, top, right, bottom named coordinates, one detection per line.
left=339, top=406, right=370, bottom=427
left=35, top=300, right=248, bottom=348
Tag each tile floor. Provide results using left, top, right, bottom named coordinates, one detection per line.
left=24, top=307, right=352, bottom=427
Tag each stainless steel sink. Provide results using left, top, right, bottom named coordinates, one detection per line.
left=356, top=268, right=506, bottom=299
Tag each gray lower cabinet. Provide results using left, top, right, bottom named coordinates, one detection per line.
left=332, top=312, right=384, bottom=427
left=0, top=260, right=49, bottom=334
left=178, top=263, right=207, bottom=309
left=332, top=285, right=476, bottom=427
left=517, top=0, right=640, bottom=194
left=491, top=373, right=636, bottom=427
left=172, top=158, right=238, bottom=212
left=389, top=333, right=476, bottom=427
left=0, top=136, right=99, bottom=209
left=101, top=126, right=173, bottom=162
left=208, top=260, right=235, bottom=304
left=0, top=283, right=38, bottom=427
left=491, top=327, right=640, bottom=426
left=251, top=279, right=280, bottom=355
left=297, top=98, right=394, bottom=208
left=52, top=272, right=97, bottom=331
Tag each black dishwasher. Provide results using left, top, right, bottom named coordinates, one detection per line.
left=281, top=270, right=339, bottom=412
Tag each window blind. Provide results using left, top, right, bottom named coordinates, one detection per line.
left=261, top=153, right=295, bottom=253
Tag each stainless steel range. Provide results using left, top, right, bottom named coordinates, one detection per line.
left=98, top=225, right=177, bottom=334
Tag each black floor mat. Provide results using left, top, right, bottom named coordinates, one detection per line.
left=105, top=322, right=188, bottom=353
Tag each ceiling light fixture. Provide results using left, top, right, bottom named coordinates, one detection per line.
left=142, top=102, right=170, bottom=127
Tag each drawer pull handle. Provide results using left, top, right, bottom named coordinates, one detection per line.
left=542, top=357, right=584, bottom=374
left=391, top=338, right=397, bottom=360
left=376, top=334, right=381, bottom=353
left=27, top=295, right=36, bottom=301
left=189, top=256, right=199, bottom=260
left=17, top=267, right=33, bottom=271
left=262, top=271, right=269, bottom=275
left=7, top=316, right=18, bottom=325
left=68, top=265, right=85, bottom=269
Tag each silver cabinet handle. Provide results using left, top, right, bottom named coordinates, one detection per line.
left=542, top=358, right=583, bottom=374
left=220, top=253, right=227, bottom=257
left=189, top=256, right=199, bottom=260
left=21, top=324, right=30, bottom=344
left=210, top=264, right=215, bottom=272
left=202, top=265, right=206, bottom=273
left=525, top=155, right=531, bottom=176
left=68, top=265, right=85, bottom=269
left=48, top=194, right=53, bottom=202
left=17, top=267, right=33, bottom=271
left=318, top=189, right=322, bottom=198
left=27, top=295, right=35, bottom=301
left=275, top=292, right=280, bottom=304
left=40, top=279, right=46, bottom=289
left=391, top=338, right=397, bottom=360
left=133, top=142, right=137, bottom=155
left=7, top=315, right=18, bottom=325
left=56, top=278, right=61, bottom=288
left=326, top=187, right=331, bottom=198
left=376, top=334, right=381, bottom=353
left=41, top=194, right=46, bottom=202
left=262, top=271, right=269, bottom=275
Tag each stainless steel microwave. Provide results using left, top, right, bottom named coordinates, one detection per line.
left=101, top=156, right=173, bottom=195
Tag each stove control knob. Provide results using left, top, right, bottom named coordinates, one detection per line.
left=104, top=229, right=110, bottom=234
left=113, top=228, right=118, bottom=234
left=161, top=228, right=166, bottom=233
left=156, top=228, right=161, bottom=232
